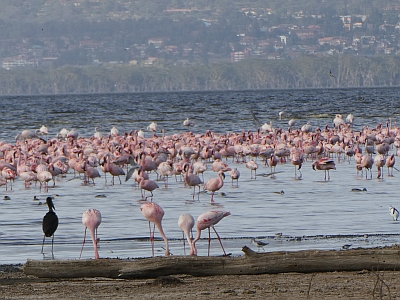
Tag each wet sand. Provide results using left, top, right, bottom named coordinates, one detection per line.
left=1, top=264, right=398, bottom=299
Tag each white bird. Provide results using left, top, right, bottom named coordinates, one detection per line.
left=390, top=206, right=399, bottom=221
left=261, top=121, right=272, bottom=133
left=301, top=123, right=312, bottom=133
left=110, top=126, right=119, bottom=137
left=57, top=128, right=69, bottom=140
left=346, top=113, right=354, bottom=124
left=183, top=117, right=194, bottom=127
left=67, top=129, right=79, bottom=141
left=251, top=238, right=269, bottom=251
left=147, top=122, right=157, bottom=132
left=333, top=114, right=346, bottom=129
left=94, top=127, right=102, bottom=139
left=39, top=125, right=48, bottom=138
left=278, top=111, right=283, bottom=120
left=137, top=129, right=145, bottom=138
left=288, top=119, right=296, bottom=128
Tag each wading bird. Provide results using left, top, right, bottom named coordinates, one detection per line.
left=41, top=197, right=58, bottom=259
left=178, top=213, right=195, bottom=255
left=140, top=202, right=170, bottom=257
left=390, top=206, right=399, bottom=221
left=311, top=157, right=336, bottom=181
left=192, top=210, right=231, bottom=256
left=80, top=209, right=102, bottom=259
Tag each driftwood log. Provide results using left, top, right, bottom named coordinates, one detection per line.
left=24, top=246, right=400, bottom=279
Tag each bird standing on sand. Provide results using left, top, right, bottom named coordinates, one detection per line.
left=390, top=206, right=399, bottom=221
left=80, top=209, right=102, bottom=259
left=41, top=197, right=58, bottom=259
left=192, top=210, right=231, bottom=256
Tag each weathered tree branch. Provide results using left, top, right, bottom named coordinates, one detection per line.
left=23, top=246, right=400, bottom=279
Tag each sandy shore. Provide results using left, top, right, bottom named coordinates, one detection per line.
left=0, top=264, right=398, bottom=299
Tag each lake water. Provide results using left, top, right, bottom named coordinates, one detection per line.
left=1, top=87, right=400, bottom=264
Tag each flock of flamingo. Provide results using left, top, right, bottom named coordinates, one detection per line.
left=3, top=113, right=400, bottom=259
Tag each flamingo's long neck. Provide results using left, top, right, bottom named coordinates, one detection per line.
left=184, top=229, right=195, bottom=256
left=155, top=222, right=170, bottom=256
left=89, top=228, right=99, bottom=259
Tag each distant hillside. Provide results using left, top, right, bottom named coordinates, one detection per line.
left=0, top=0, right=396, bottom=23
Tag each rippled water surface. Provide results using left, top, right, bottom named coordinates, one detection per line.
left=1, top=87, right=400, bottom=264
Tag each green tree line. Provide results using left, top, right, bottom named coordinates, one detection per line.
left=1, top=55, right=399, bottom=95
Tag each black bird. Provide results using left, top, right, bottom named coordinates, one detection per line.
left=41, top=197, right=59, bottom=259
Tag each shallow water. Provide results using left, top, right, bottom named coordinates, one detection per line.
left=1, top=87, right=400, bottom=264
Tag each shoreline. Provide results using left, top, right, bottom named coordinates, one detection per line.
left=1, top=264, right=399, bottom=299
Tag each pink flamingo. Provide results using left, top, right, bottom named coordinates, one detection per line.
left=356, top=155, right=374, bottom=179
left=291, top=147, right=304, bottom=179
left=19, top=171, right=36, bottom=189
left=192, top=210, right=231, bottom=256
left=80, top=209, right=102, bottom=259
left=37, top=170, right=52, bottom=192
left=140, top=202, right=170, bottom=257
left=386, top=154, right=395, bottom=176
left=137, top=176, right=159, bottom=201
left=311, top=157, right=336, bottom=181
left=211, top=158, right=231, bottom=172
left=204, top=171, right=225, bottom=203
left=183, top=164, right=203, bottom=201
left=83, top=162, right=101, bottom=185
left=245, top=159, right=258, bottom=179
left=229, top=167, right=240, bottom=187
left=157, top=161, right=172, bottom=188
left=1, top=167, right=16, bottom=190
left=192, top=161, right=207, bottom=182
left=139, top=152, right=158, bottom=174
left=178, top=214, right=195, bottom=255
left=101, top=155, right=125, bottom=185
left=374, top=154, right=385, bottom=179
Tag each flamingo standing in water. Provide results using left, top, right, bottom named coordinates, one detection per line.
left=229, top=167, right=240, bottom=187
left=311, top=157, right=336, bottom=181
left=204, top=171, right=225, bottom=202
left=137, top=176, right=159, bottom=201
left=178, top=214, right=195, bottom=255
left=374, top=154, right=385, bottom=179
left=192, top=210, right=231, bottom=256
left=291, top=146, right=304, bottom=179
left=245, top=159, right=258, bottom=179
left=386, top=154, right=395, bottom=176
left=41, top=197, right=58, bottom=259
left=356, top=155, right=373, bottom=179
left=183, top=164, right=203, bottom=201
left=140, top=202, right=170, bottom=257
left=80, top=209, right=102, bottom=259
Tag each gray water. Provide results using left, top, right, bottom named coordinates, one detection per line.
left=1, top=87, right=400, bottom=264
